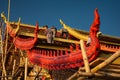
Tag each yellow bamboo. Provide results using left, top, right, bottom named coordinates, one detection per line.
left=91, top=50, right=120, bottom=73
left=80, top=40, right=90, bottom=72
left=3, top=24, right=8, bottom=79
left=7, top=0, right=10, bottom=22
left=1, top=3, right=9, bottom=80
left=67, top=50, right=120, bottom=79
left=78, top=65, right=120, bottom=73
left=3, top=0, right=11, bottom=73
left=67, top=40, right=90, bottom=80
left=12, top=59, right=16, bottom=77
left=24, top=57, right=28, bottom=80
left=102, top=68, right=120, bottom=73
left=0, top=26, right=7, bottom=80
left=77, top=40, right=91, bottom=80
left=76, top=71, right=120, bottom=78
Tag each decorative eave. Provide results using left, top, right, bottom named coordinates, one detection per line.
left=73, top=28, right=120, bottom=44
left=6, top=21, right=120, bottom=46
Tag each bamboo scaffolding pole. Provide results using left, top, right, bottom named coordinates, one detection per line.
left=67, top=50, right=120, bottom=79
left=80, top=40, right=90, bottom=72
left=76, top=75, right=85, bottom=80
left=89, top=58, right=120, bottom=69
left=95, top=71, right=120, bottom=78
left=24, top=57, right=28, bottom=80
left=7, top=0, right=10, bottom=22
left=12, top=67, right=23, bottom=80
left=76, top=40, right=91, bottom=80
left=78, top=66, right=120, bottom=74
left=101, top=68, right=120, bottom=73
left=67, top=40, right=90, bottom=80
left=67, top=65, right=120, bottom=80
left=107, top=64, right=120, bottom=69
left=91, top=50, right=120, bottom=73
left=77, top=71, right=120, bottom=78
left=0, top=26, right=7, bottom=80
left=1, top=0, right=11, bottom=79
left=2, top=0, right=11, bottom=68
left=76, top=50, right=120, bottom=79
left=12, top=59, right=16, bottom=77
left=67, top=69, right=120, bottom=80
left=66, top=71, right=78, bottom=80
left=5, top=0, right=11, bottom=66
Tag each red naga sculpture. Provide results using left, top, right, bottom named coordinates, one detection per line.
left=27, top=8, right=100, bottom=70
left=5, top=8, right=100, bottom=70
left=13, top=22, right=38, bottom=50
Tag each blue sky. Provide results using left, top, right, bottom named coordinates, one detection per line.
left=0, top=0, right=120, bottom=37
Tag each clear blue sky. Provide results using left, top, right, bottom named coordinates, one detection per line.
left=0, top=0, right=120, bottom=37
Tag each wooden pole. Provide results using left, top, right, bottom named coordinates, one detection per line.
left=91, top=50, right=120, bottom=73
left=80, top=40, right=90, bottom=72
left=24, top=57, right=28, bottom=80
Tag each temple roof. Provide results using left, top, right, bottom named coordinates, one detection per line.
left=74, top=28, right=120, bottom=45
left=10, top=22, right=120, bottom=45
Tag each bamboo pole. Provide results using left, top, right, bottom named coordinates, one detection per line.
left=4, top=0, right=11, bottom=65
left=73, top=71, right=120, bottom=78
left=107, top=64, right=120, bottom=69
left=76, top=40, right=91, bottom=80
left=95, top=71, right=120, bottom=78
left=24, top=57, right=28, bottom=80
left=67, top=50, right=120, bottom=80
left=67, top=70, right=120, bottom=79
left=67, top=71, right=78, bottom=80
left=3, top=0, right=11, bottom=63
left=78, top=66, right=120, bottom=73
left=1, top=0, right=11, bottom=79
left=12, top=59, right=16, bottom=77
left=7, top=0, right=10, bottom=22
left=101, top=68, right=120, bottom=73
left=80, top=40, right=90, bottom=72
left=91, top=50, right=120, bottom=73
left=67, top=40, right=91, bottom=80
left=0, top=26, right=7, bottom=80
